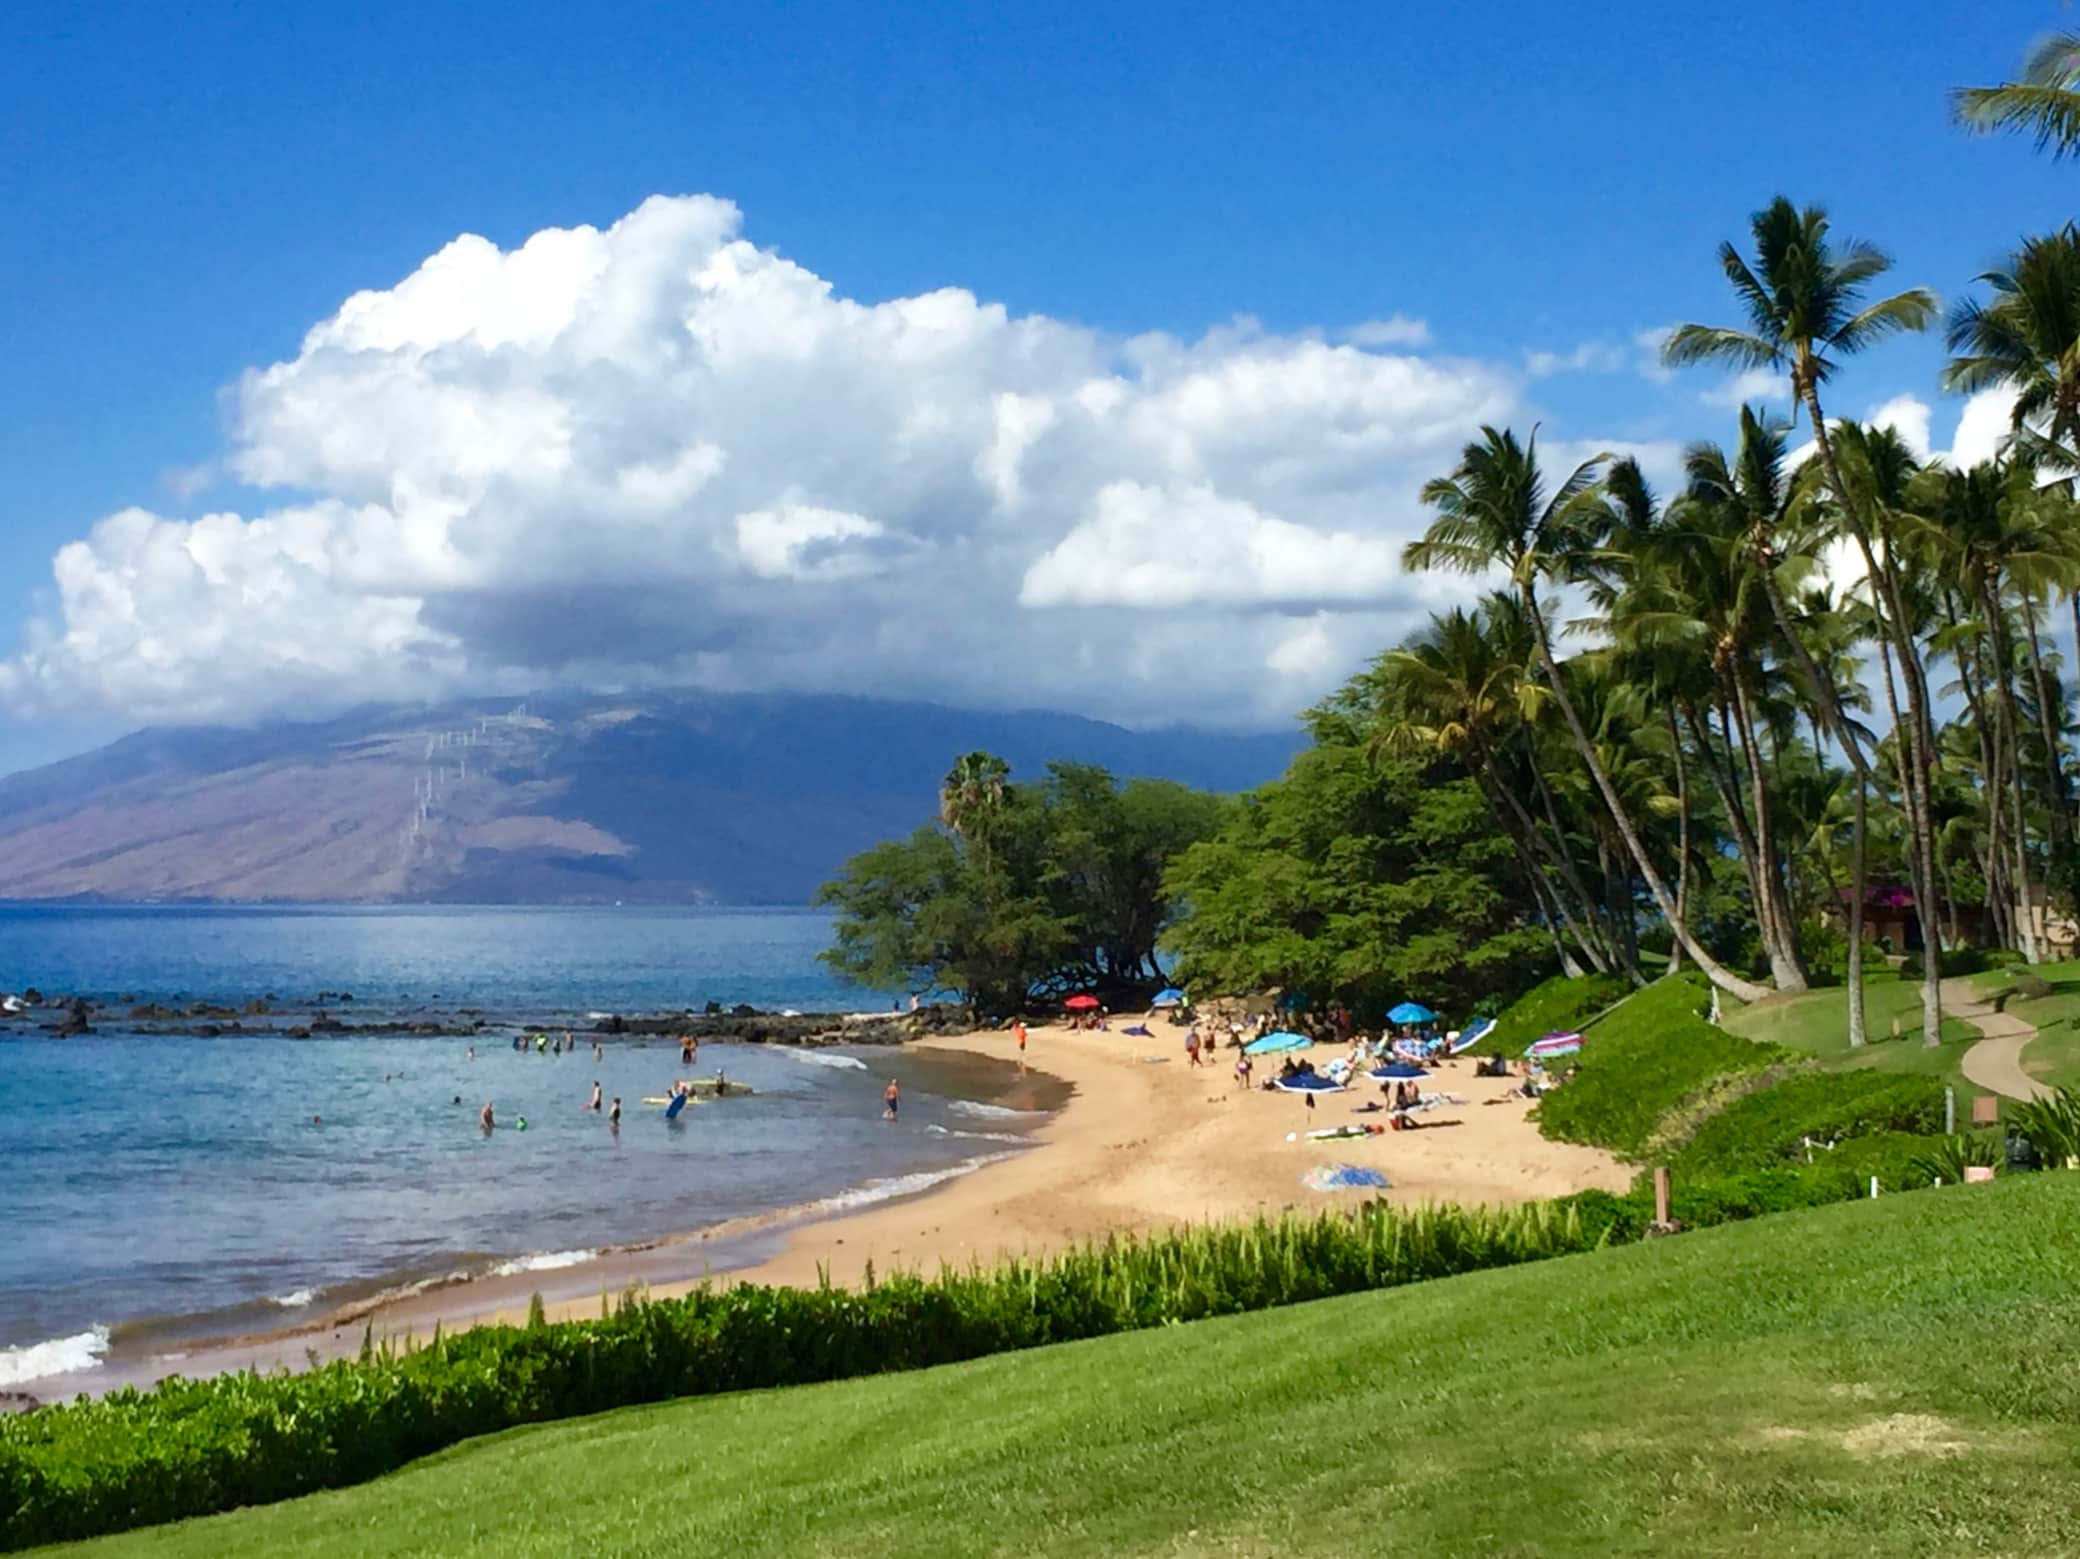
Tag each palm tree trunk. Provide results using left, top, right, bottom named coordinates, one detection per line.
left=1848, top=764, right=1868, bottom=1047
left=1667, top=707, right=1691, bottom=978
left=1521, top=584, right=1770, bottom=1003
left=1472, top=749, right=1613, bottom=977
left=1984, top=574, right=2043, bottom=962
left=1799, top=384, right=1943, bottom=1046
left=1730, top=668, right=1810, bottom=990
left=1687, top=700, right=1778, bottom=972
left=1520, top=727, right=1635, bottom=977
left=2016, top=588, right=2072, bottom=851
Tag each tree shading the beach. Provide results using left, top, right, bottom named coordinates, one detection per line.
left=817, top=755, right=1228, bottom=1011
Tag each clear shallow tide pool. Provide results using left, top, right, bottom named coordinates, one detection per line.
left=0, top=906, right=1041, bottom=1388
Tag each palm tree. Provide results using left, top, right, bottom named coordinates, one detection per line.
left=1664, top=199, right=1943, bottom=1041
left=1404, top=426, right=1770, bottom=1002
left=1594, top=449, right=1809, bottom=990
left=1944, top=225, right=2080, bottom=460
left=1954, top=33, right=2080, bottom=158
left=1372, top=607, right=1622, bottom=978
left=1945, top=225, right=2080, bottom=699
left=939, top=751, right=1012, bottom=868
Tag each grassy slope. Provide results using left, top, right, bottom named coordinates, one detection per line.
left=1532, top=974, right=1783, bottom=1157
left=54, top=1176, right=2080, bottom=1559
left=1482, top=970, right=1628, bottom=1054
left=1720, top=974, right=1977, bottom=1090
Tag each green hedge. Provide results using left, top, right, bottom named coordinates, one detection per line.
left=1483, top=971, right=1629, bottom=1057
left=1534, top=974, right=1787, bottom=1157
left=0, top=1152, right=1959, bottom=1553
left=1668, top=1071, right=1948, bottom=1176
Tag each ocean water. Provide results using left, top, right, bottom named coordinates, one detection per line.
left=0, top=906, right=1046, bottom=1390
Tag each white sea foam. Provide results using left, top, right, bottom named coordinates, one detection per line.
left=269, top=1288, right=318, bottom=1309
left=926, top=1123, right=1026, bottom=1144
left=948, top=1100, right=1047, bottom=1120
left=814, top=1153, right=1019, bottom=1214
left=0, top=1325, right=110, bottom=1386
left=786, top=1050, right=868, bottom=1070
left=489, top=1249, right=598, bottom=1279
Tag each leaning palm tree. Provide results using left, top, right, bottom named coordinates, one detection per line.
left=1404, top=426, right=1770, bottom=1002
left=1954, top=33, right=2080, bottom=159
left=1663, top=199, right=1943, bottom=1040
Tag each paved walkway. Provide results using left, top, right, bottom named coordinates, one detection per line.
left=1940, top=976, right=2053, bottom=1102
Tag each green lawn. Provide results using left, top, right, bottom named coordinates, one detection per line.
left=1720, top=976, right=1977, bottom=1090
left=53, top=1176, right=2080, bottom=1558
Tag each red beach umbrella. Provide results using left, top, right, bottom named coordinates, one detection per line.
left=1064, top=994, right=1100, bottom=1010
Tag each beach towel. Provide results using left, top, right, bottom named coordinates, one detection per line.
left=1301, top=1164, right=1390, bottom=1191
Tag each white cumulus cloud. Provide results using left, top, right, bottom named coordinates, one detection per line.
left=3, top=193, right=1663, bottom=729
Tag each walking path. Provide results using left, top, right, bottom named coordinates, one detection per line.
left=1941, top=976, right=2053, bottom=1102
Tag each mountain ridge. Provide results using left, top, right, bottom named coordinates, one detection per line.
left=0, top=693, right=1300, bottom=905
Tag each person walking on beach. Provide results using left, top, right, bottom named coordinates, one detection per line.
left=1185, top=1028, right=1201, bottom=1067
left=1235, top=1053, right=1252, bottom=1091
left=883, top=1079, right=900, bottom=1120
left=1014, top=1017, right=1028, bottom=1072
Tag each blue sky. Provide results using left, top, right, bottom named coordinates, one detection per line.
left=1, top=0, right=2071, bottom=772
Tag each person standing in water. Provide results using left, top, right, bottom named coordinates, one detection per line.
left=608, top=1096, right=621, bottom=1128
left=586, top=1081, right=602, bottom=1111
left=883, top=1079, right=900, bottom=1120
left=480, top=1101, right=495, bottom=1132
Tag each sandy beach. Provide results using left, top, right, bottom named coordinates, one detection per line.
left=700, top=1022, right=1631, bottom=1292
left=42, top=1021, right=1629, bottom=1395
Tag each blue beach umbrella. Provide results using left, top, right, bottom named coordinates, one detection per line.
left=1387, top=1001, right=1437, bottom=1026
left=1244, top=1030, right=1312, bottom=1056
left=1368, top=1063, right=1429, bottom=1081
left=1150, top=988, right=1186, bottom=1008
left=1273, top=1072, right=1343, bottom=1092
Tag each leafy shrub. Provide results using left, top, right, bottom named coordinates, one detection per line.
left=1668, top=1071, right=1948, bottom=1176
left=2008, top=1090, right=2080, bottom=1168
left=1908, top=1132, right=2005, bottom=1185
left=1535, top=974, right=1786, bottom=1157
left=1483, top=971, right=1628, bottom=1057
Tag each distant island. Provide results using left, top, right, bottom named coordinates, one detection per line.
left=0, top=692, right=1299, bottom=905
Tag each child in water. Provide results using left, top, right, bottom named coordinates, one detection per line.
left=883, top=1079, right=900, bottom=1120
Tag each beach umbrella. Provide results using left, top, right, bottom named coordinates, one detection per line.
left=1368, top=1063, right=1429, bottom=1081
left=1273, top=1072, right=1343, bottom=1093
left=1386, top=1001, right=1437, bottom=1026
left=1447, top=1016, right=1497, bottom=1055
left=1301, top=1164, right=1390, bottom=1192
left=1526, top=1031, right=1584, bottom=1059
left=1150, top=988, right=1186, bottom=1008
left=1064, top=994, right=1100, bottom=1011
left=1244, top=1030, right=1312, bottom=1055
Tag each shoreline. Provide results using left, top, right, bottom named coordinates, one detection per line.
left=15, top=1023, right=1630, bottom=1400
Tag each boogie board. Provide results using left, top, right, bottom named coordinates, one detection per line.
left=664, top=1092, right=689, bottom=1120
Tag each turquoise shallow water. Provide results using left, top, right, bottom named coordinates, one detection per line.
left=0, top=906, right=1041, bottom=1388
